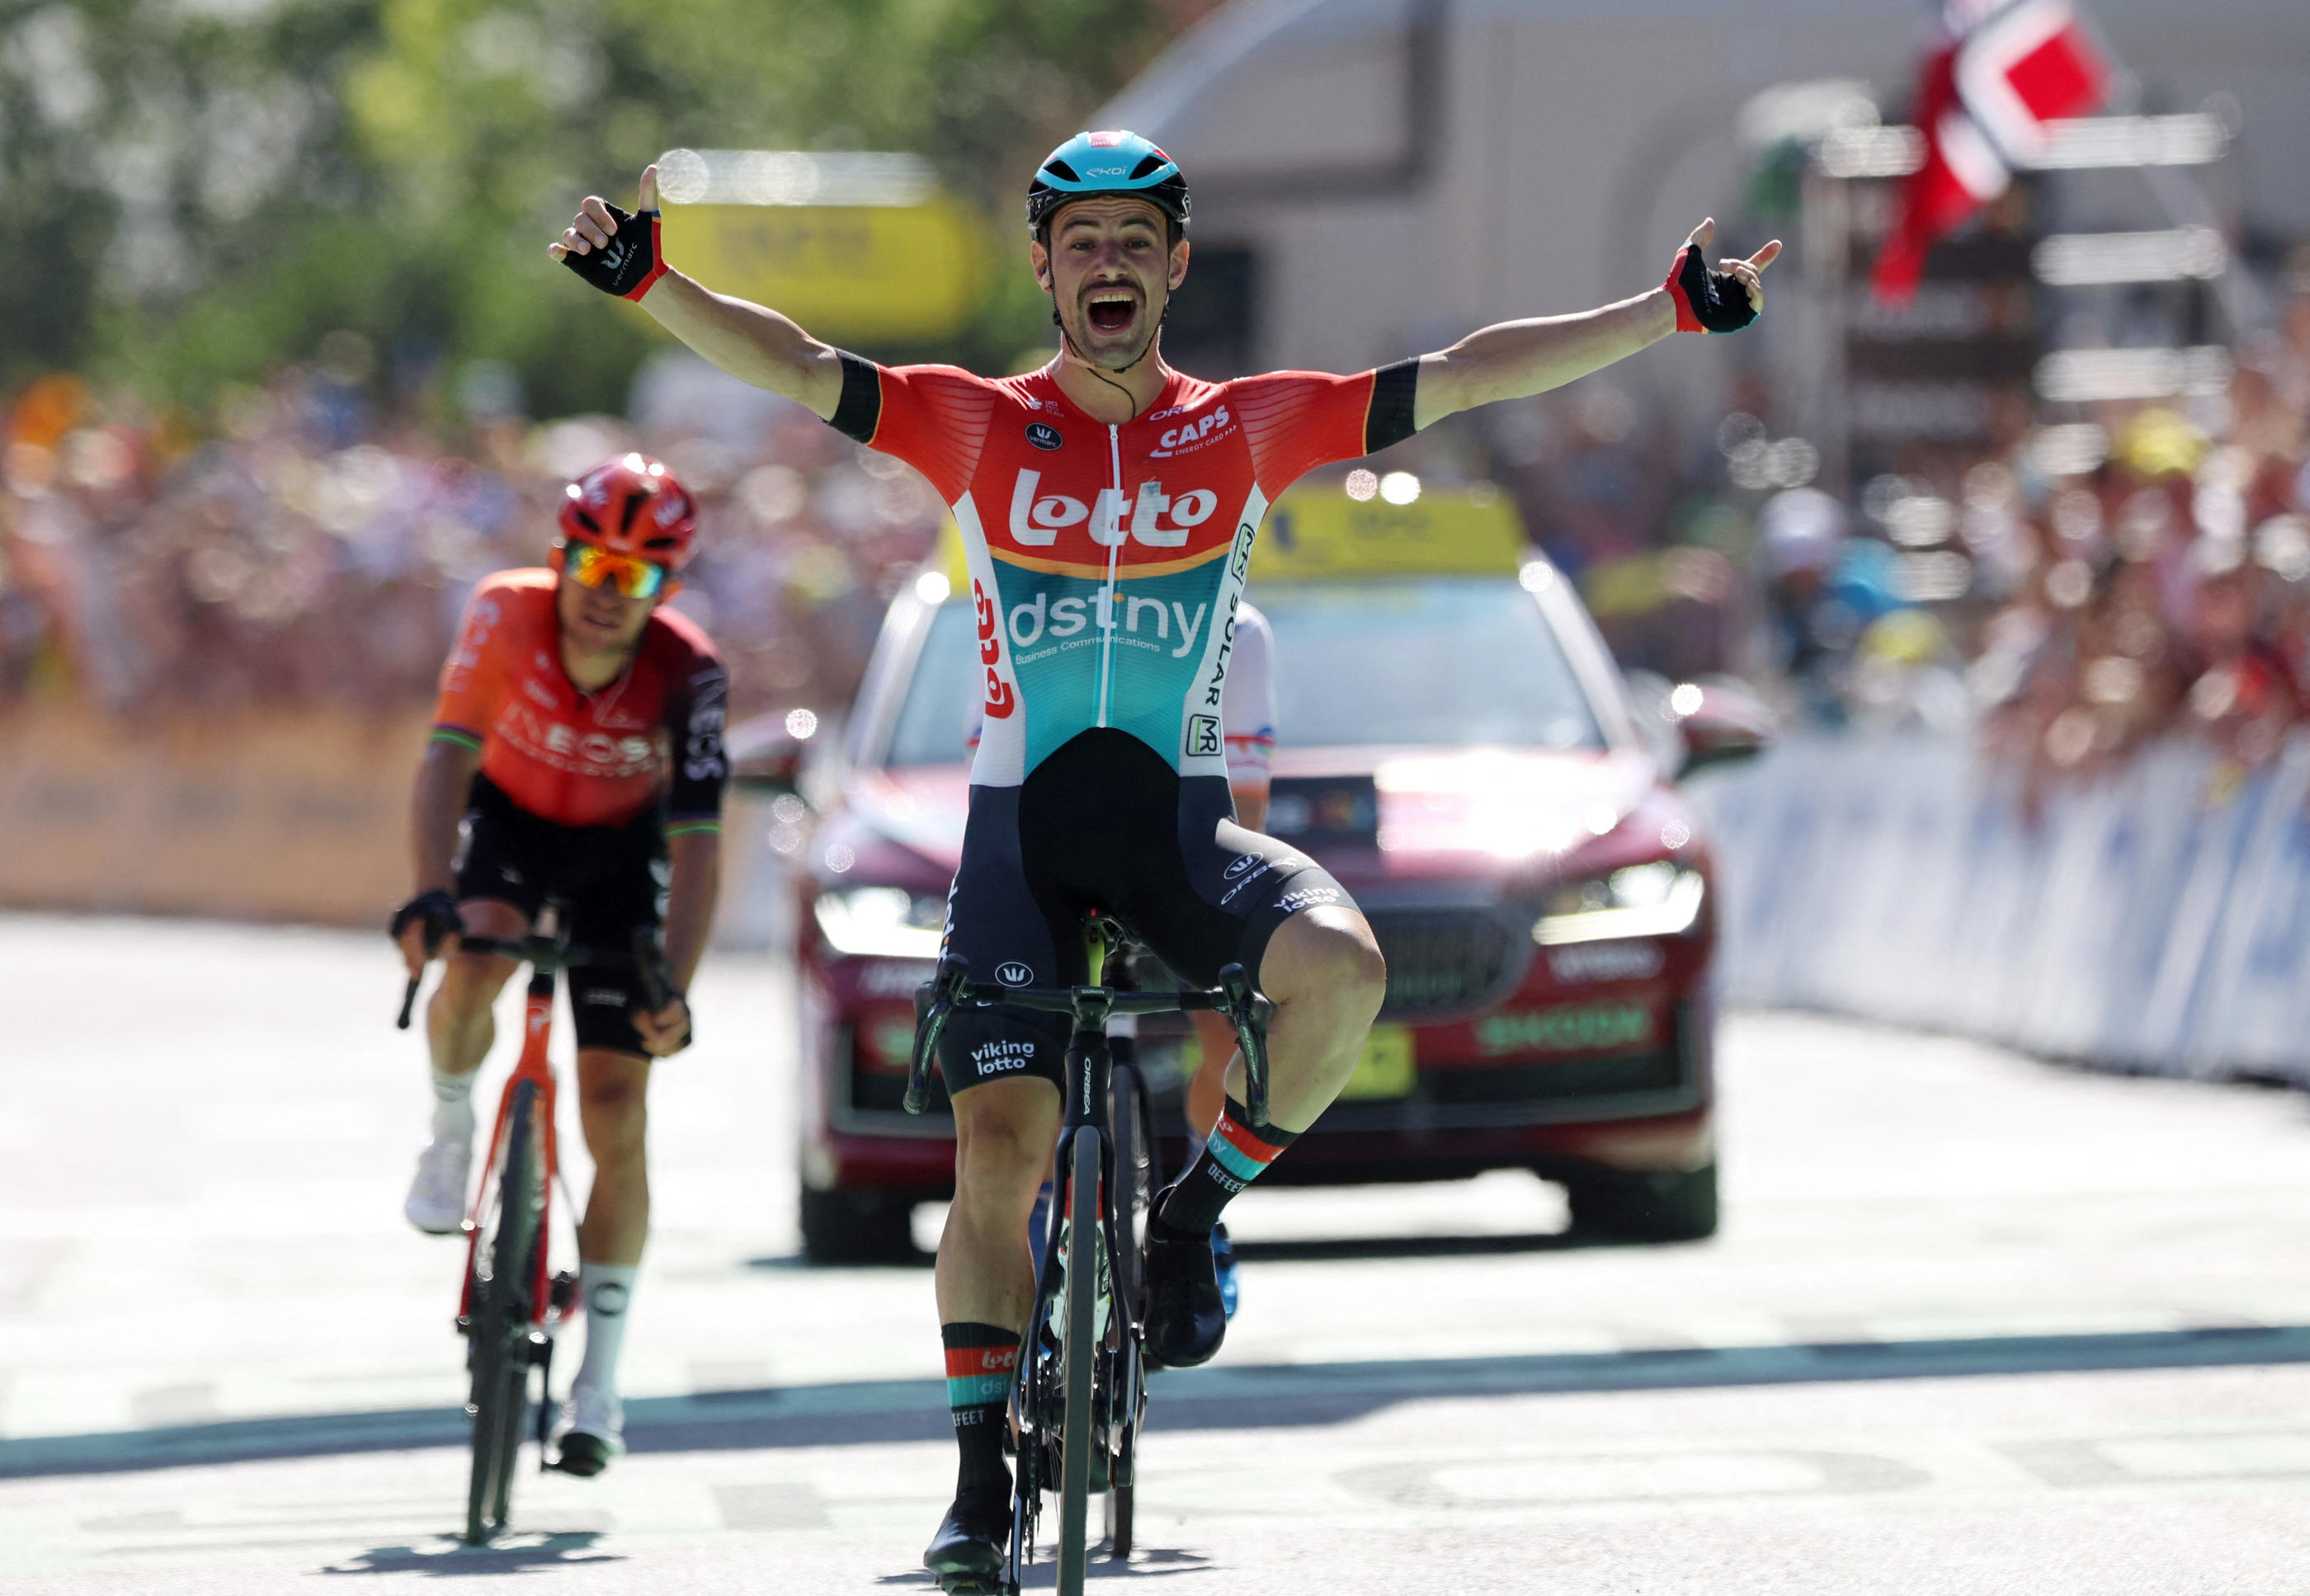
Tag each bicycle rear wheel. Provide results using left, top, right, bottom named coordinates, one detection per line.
left=1056, top=1127, right=1100, bottom=1596
left=464, top=1080, right=543, bottom=1545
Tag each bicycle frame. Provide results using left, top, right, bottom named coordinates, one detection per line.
left=457, top=960, right=566, bottom=1344
left=909, top=933, right=1267, bottom=1596
left=403, top=918, right=672, bottom=1545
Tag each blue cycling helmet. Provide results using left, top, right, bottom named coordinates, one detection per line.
left=1025, top=130, right=1190, bottom=238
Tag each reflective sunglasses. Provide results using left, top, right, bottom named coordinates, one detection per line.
left=564, top=542, right=671, bottom=600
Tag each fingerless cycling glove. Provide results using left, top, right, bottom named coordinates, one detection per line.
left=562, top=204, right=668, bottom=302
left=389, top=888, right=463, bottom=949
left=1664, top=242, right=1757, bottom=333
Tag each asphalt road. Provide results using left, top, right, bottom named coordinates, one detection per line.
left=5, top=914, right=2310, bottom=1594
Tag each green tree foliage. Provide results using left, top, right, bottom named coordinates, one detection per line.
left=0, top=0, right=1169, bottom=417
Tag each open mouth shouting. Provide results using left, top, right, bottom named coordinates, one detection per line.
left=1082, top=285, right=1142, bottom=337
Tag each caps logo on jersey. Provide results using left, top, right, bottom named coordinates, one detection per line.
left=997, top=961, right=1033, bottom=986
left=1025, top=421, right=1063, bottom=451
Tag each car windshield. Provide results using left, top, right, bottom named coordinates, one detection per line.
left=884, top=601, right=981, bottom=767
left=880, top=577, right=1604, bottom=766
left=1260, top=578, right=1603, bottom=751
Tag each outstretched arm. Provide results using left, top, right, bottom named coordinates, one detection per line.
left=552, top=164, right=847, bottom=421
left=1411, top=219, right=1781, bottom=431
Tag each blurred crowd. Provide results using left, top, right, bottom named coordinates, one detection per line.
left=1746, top=252, right=2310, bottom=796
left=0, top=349, right=942, bottom=729
left=8, top=257, right=2310, bottom=804
left=1394, top=250, right=2310, bottom=797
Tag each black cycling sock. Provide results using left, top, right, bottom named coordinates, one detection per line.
left=941, top=1321, right=1018, bottom=1500
left=1154, top=1099, right=1299, bottom=1235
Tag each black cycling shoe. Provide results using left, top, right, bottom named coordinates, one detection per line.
left=922, top=1487, right=1009, bottom=1590
left=1141, top=1203, right=1227, bottom=1368
left=552, top=1431, right=613, bottom=1478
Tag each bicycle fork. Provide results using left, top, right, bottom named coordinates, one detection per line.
left=1011, top=1010, right=1124, bottom=1596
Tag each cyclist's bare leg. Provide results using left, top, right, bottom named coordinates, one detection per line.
left=1142, top=905, right=1384, bottom=1365
left=424, top=897, right=526, bottom=1078
left=928, top=1074, right=1058, bottom=1568
left=567, top=1046, right=653, bottom=1442
left=936, top=1076, right=1061, bottom=1332
left=404, top=899, right=523, bottom=1234
left=1228, top=903, right=1387, bottom=1132
left=574, top=1048, right=652, bottom=1265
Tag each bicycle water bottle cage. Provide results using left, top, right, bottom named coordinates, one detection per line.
left=906, top=954, right=973, bottom=1114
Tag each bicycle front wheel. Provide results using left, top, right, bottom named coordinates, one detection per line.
left=464, top=1080, right=543, bottom=1545
left=1056, top=1127, right=1100, bottom=1596
left=1105, top=1062, right=1157, bottom=1561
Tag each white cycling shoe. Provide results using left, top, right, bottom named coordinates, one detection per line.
left=553, top=1386, right=625, bottom=1477
left=403, top=1122, right=473, bottom=1236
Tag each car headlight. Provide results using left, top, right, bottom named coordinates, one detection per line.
left=814, top=887, right=945, bottom=958
left=1533, top=864, right=1704, bottom=946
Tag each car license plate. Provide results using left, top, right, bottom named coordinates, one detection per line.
left=1338, top=1024, right=1415, bottom=1099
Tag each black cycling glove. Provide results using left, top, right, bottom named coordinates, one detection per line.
left=389, top=889, right=463, bottom=953
left=561, top=203, right=668, bottom=302
left=654, top=991, right=695, bottom=1056
left=1664, top=242, right=1758, bottom=333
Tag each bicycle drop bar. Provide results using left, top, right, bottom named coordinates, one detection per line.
left=907, top=953, right=1272, bottom=1127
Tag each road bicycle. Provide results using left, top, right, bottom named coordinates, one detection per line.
left=394, top=915, right=668, bottom=1544
left=909, top=917, right=1268, bottom=1596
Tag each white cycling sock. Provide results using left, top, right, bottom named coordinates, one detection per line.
left=573, top=1261, right=640, bottom=1399
left=430, top=1069, right=476, bottom=1137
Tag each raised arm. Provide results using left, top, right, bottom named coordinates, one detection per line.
left=552, top=164, right=846, bottom=421
left=1412, top=219, right=1781, bottom=431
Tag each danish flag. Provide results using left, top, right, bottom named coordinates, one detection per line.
left=1872, top=0, right=2110, bottom=302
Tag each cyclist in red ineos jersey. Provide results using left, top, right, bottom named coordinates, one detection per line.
left=390, top=454, right=729, bottom=1480
left=554, top=133, right=1775, bottom=1588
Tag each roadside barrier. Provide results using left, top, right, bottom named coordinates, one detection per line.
left=1687, top=732, right=2310, bottom=1085
left=0, top=705, right=428, bottom=926
left=0, top=704, right=787, bottom=942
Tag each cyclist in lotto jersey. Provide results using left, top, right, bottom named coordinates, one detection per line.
left=554, top=131, right=1775, bottom=1585
left=389, top=454, right=729, bottom=1481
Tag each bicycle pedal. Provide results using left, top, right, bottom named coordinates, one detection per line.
left=931, top=1574, right=1003, bottom=1594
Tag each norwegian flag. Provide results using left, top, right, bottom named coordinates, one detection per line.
left=1871, top=0, right=2110, bottom=301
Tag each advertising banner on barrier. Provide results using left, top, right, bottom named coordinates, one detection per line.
left=0, top=706, right=428, bottom=927
left=1688, top=729, right=2310, bottom=1083
left=0, top=707, right=792, bottom=949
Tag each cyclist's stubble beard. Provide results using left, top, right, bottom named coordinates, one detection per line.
left=557, top=577, right=655, bottom=677
left=1049, top=271, right=1169, bottom=411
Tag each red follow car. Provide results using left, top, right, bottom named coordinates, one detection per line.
left=757, top=484, right=1767, bottom=1262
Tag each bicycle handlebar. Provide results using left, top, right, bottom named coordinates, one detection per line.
left=907, top=953, right=1272, bottom=1128
left=390, top=933, right=653, bottom=1031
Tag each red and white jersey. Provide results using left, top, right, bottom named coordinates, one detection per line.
left=431, top=569, right=728, bottom=831
left=831, top=356, right=1415, bottom=787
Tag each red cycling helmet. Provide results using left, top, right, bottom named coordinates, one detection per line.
left=556, top=454, right=700, bottom=572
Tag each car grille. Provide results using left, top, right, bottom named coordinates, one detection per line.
left=1365, top=906, right=1530, bottom=1019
